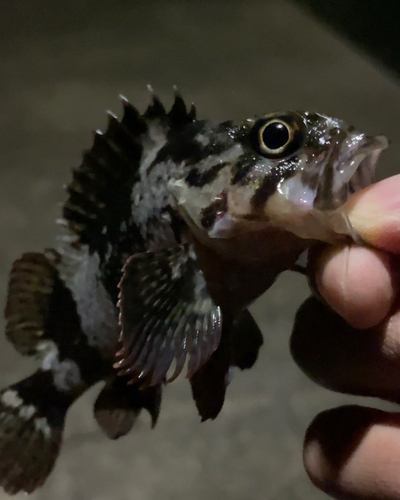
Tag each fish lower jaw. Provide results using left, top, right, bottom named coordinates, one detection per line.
left=263, top=191, right=350, bottom=243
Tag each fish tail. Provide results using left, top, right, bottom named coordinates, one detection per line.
left=0, top=369, right=76, bottom=495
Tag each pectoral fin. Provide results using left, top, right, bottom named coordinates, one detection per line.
left=115, top=245, right=222, bottom=387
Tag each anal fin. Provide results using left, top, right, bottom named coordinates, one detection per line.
left=94, top=377, right=162, bottom=439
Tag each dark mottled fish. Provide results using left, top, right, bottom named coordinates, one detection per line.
left=0, top=90, right=387, bottom=494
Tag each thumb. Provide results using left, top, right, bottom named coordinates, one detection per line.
left=344, top=174, right=400, bottom=254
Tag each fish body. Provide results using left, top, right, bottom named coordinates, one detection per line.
left=0, top=92, right=388, bottom=494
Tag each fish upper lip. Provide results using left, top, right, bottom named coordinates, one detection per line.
left=346, top=136, right=388, bottom=192
left=314, top=134, right=388, bottom=211
left=346, top=134, right=388, bottom=161
left=338, top=134, right=388, bottom=182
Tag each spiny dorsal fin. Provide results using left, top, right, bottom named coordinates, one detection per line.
left=63, top=100, right=145, bottom=254
left=63, top=91, right=196, bottom=255
left=187, top=103, right=197, bottom=121
left=143, top=94, right=167, bottom=120
left=168, top=90, right=197, bottom=128
left=120, top=96, right=148, bottom=135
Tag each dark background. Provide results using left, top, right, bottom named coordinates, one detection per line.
left=297, top=0, right=400, bottom=79
left=0, top=1, right=399, bottom=499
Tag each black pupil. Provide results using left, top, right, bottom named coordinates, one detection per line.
left=262, top=121, right=289, bottom=150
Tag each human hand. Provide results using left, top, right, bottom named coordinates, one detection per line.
left=291, top=175, right=400, bottom=499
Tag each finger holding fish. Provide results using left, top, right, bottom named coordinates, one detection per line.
left=291, top=174, right=400, bottom=500
left=345, top=174, right=400, bottom=253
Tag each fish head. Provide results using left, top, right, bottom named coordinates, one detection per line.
left=168, top=110, right=388, bottom=244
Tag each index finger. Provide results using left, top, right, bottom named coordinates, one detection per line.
left=312, top=244, right=394, bottom=329
left=311, top=174, right=400, bottom=329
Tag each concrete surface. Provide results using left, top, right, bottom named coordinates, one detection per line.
left=0, top=1, right=400, bottom=499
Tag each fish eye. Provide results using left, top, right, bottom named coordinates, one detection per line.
left=251, top=113, right=305, bottom=158
left=261, top=120, right=290, bottom=151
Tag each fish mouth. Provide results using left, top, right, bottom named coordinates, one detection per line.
left=315, top=134, right=389, bottom=210
left=250, top=134, right=389, bottom=244
left=347, top=135, right=388, bottom=193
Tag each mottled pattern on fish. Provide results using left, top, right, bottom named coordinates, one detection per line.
left=0, top=91, right=387, bottom=494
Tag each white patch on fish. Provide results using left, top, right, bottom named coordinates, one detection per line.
left=34, top=417, right=52, bottom=440
left=1, top=390, right=23, bottom=409
left=19, top=405, right=36, bottom=420
left=57, top=246, right=118, bottom=355
left=40, top=341, right=82, bottom=391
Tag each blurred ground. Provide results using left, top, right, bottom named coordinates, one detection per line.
left=0, top=1, right=399, bottom=499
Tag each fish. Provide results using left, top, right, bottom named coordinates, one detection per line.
left=0, top=90, right=388, bottom=494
